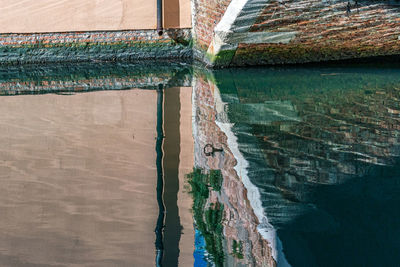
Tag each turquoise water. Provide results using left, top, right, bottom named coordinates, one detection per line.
left=212, top=65, right=400, bottom=267
left=0, top=62, right=400, bottom=266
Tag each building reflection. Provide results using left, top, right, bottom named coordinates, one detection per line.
left=0, top=63, right=195, bottom=267
left=192, top=65, right=400, bottom=266
left=1, top=62, right=400, bottom=266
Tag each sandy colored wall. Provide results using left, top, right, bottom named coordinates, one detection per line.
left=0, top=0, right=191, bottom=33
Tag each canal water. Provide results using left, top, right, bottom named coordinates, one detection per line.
left=0, top=62, right=399, bottom=267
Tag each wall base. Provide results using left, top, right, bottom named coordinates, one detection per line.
left=0, top=29, right=192, bottom=65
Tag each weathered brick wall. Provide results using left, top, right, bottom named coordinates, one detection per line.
left=0, top=29, right=192, bottom=65
left=232, top=0, right=400, bottom=65
left=193, top=73, right=276, bottom=267
left=192, top=0, right=232, bottom=53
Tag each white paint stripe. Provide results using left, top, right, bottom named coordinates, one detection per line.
left=215, top=0, right=250, bottom=33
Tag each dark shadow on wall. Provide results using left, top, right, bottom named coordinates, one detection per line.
left=164, top=0, right=181, bottom=28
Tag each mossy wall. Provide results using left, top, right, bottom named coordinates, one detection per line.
left=0, top=29, right=192, bottom=65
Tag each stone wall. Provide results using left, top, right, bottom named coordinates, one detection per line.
left=2, top=0, right=400, bottom=66
left=0, top=29, right=192, bottom=65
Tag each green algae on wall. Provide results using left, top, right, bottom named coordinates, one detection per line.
left=231, top=239, right=244, bottom=259
left=231, top=43, right=400, bottom=66
left=206, top=49, right=237, bottom=67
left=0, top=42, right=192, bottom=65
left=0, top=29, right=192, bottom=65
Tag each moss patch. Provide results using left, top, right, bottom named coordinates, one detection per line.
left=232, top=239, right=244, bottom=259
left=187, top=168, right=225, bottom=266
left=206, top=49, right=237, bottom=67
left=232, top=43, right=400, bottom=66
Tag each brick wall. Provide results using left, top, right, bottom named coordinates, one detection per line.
left=232, top=0, right=400, bottom=65
left=192, top=0, right=232, bottom=52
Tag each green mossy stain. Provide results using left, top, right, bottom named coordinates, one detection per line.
left=209, top=169, right=223, bottom=192
left=0, top=39, right=193, bottom=65
left=232, top=43, right=400, bottom=66
left=0, top=40, right=183, bottom=52
left=187, top=168, right=224, bottom=266
left=232, top=239, right=244, bottom=259
left=206, top=49, right=236, bottom=67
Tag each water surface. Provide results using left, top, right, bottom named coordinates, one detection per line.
left=209, top=65, right=400, bottom=267
left=1, top=62, right=400, bottom=267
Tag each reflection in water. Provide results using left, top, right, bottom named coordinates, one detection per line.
left=155, top=86, right=165, bottom=266
left=163, top=87, right=183, bottom=266
left=1, top=62, right=400, bottom=267
left=0, top=62, right=192, bottom=95
left=0, top=90, right=161, bottom=266
left=194, top=65, right=400, bottom=267
left=186, top=169, right=224, bottom=266
left=192, top=73, right=277, bottom=267
left=0, top=62, right=195, bottom=267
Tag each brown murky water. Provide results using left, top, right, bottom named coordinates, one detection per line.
left=0, top=88, right=194, bottom=267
